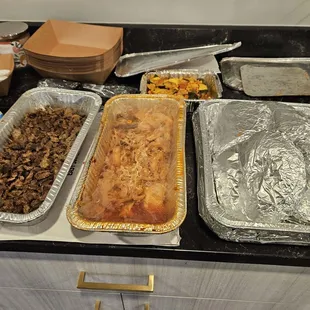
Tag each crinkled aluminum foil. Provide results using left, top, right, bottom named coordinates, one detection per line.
left=193, top=99, right=310, bottom=245
left=115, top=42, right=241, bottom=77
left=37, top=78, right=81, bottom=89
left=82, top=83, right=138, bottom=98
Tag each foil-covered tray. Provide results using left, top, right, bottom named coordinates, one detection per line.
left=220, top=57, right=310, bottom=92
left=67, top=94, right=187, bottom=233
left=193, top=99, right=310, bottom=245
left=115, top=42, right=241, bottom=77
left=0, top=87, right=101, bottom=223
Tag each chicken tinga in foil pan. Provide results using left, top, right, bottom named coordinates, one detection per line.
left=0, top=87, right=101, bottom=223
left=67, top=94, right=186, bottom=233
left=193, top=99, right=310, bottom=245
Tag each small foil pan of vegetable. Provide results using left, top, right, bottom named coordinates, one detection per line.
left=67, top=94, right=187, bottom=233
left=193, top=99, right=310, bottom=245
left=140, top=70, right=222, bottom=101
left=0, top=87, right=101, bottom=223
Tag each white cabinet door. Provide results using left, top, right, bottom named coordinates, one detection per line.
left=0, top=287, right=123, bottom=310
left=122, top=295, right=275, bottom=310
left=0, top=252, right=306, bottom=303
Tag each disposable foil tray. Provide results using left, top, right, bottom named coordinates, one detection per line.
left=140, top=70, right=222, bottom=112
left=67, top=94, right=187, bottom=234
left=0, top=87, right=101, bottom=223
left=220, top=57, right=310, bottom=95
left=193, top=99, right=310, bottom=245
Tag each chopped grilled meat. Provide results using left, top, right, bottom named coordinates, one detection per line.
left=0, top=106, right=86, bottom=214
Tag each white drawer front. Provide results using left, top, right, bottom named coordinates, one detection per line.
left=122, top=295, right=275, bottom=310
left=0, top=288, right=122, bottom=310
left=0, top=252, right=305, bottom=303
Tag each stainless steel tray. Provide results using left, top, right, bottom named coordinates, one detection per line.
left=0, top=87, right=101, bottom=223
left=240, top=65, right=310, bottom=97
left=193, top=99, right=310, bottom=245
left=220, top=57, right=310, bottom=92
left=115, top=42, right=241, bottom=77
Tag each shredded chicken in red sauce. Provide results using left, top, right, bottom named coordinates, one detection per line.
left=79, top=109, right=173, bottom=224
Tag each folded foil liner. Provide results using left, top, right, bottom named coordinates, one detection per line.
left=116, top=42, right=241, bottom=77
left=193, top=99, right=310, bottom=245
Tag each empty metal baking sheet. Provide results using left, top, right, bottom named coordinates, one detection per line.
left=220, top=57, right=310, bottom=92
left=241, top=65, right=310, bottom=97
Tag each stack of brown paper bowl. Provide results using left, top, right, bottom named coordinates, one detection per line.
left=24, top=20, right=123, bottom=84
left=0, top=54, right=14, bottom=97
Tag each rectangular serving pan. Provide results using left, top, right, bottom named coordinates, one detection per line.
left=0, top=87, right=101, bottom=223
left=220, top=57, right=310, bottom=92
left=67, top=94, right=187, bottom=233
left=193, top=99, right=310, bottom=245
left=140, top=69, right=222, bottom=102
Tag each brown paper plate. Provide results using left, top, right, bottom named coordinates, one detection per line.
left=24, top=20, right=123, bottom=59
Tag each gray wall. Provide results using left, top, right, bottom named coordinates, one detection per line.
left=1, top=0, right=310, bottom=26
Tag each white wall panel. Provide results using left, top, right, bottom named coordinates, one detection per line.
left=0, top=0, right=309, bottom=26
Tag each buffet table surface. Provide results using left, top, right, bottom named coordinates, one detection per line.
left=1, top=25, right=310, bottom=267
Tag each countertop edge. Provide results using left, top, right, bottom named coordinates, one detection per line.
left=0, top=241, right=307, bottom=267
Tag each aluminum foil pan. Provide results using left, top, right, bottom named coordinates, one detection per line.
left=140, top=70, right=222, bottom=98
left=0, top=87, right=101, bottom=223
left=220, top=57, right=310, bottom=91
left=140, top=70, right=222, bottom=113
left=193, top=99, right=310, bottom=245
left=67, top=94, right=187, bottom=233
left=115, top=42, right=241, bottom=77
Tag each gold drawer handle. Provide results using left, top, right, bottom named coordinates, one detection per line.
left=145, top=304, right=150, bottom=310
left=95, top=300, right=101, bottom=310
left=77, top=271, right=154, bottom=292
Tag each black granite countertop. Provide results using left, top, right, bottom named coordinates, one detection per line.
left=2, top=26, right=310, bottom=266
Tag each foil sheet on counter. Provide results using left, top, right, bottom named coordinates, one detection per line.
left=220, top=57, right=310, bottom=93
left=82, top=83, right=138, bottom=98
left=37, top=78, right=81, bottom=90
left=193, top=99, right=310, bottom=245
left=115, top=42, right=241, bottom=77
left=0, top=87, right=101, bottom=223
